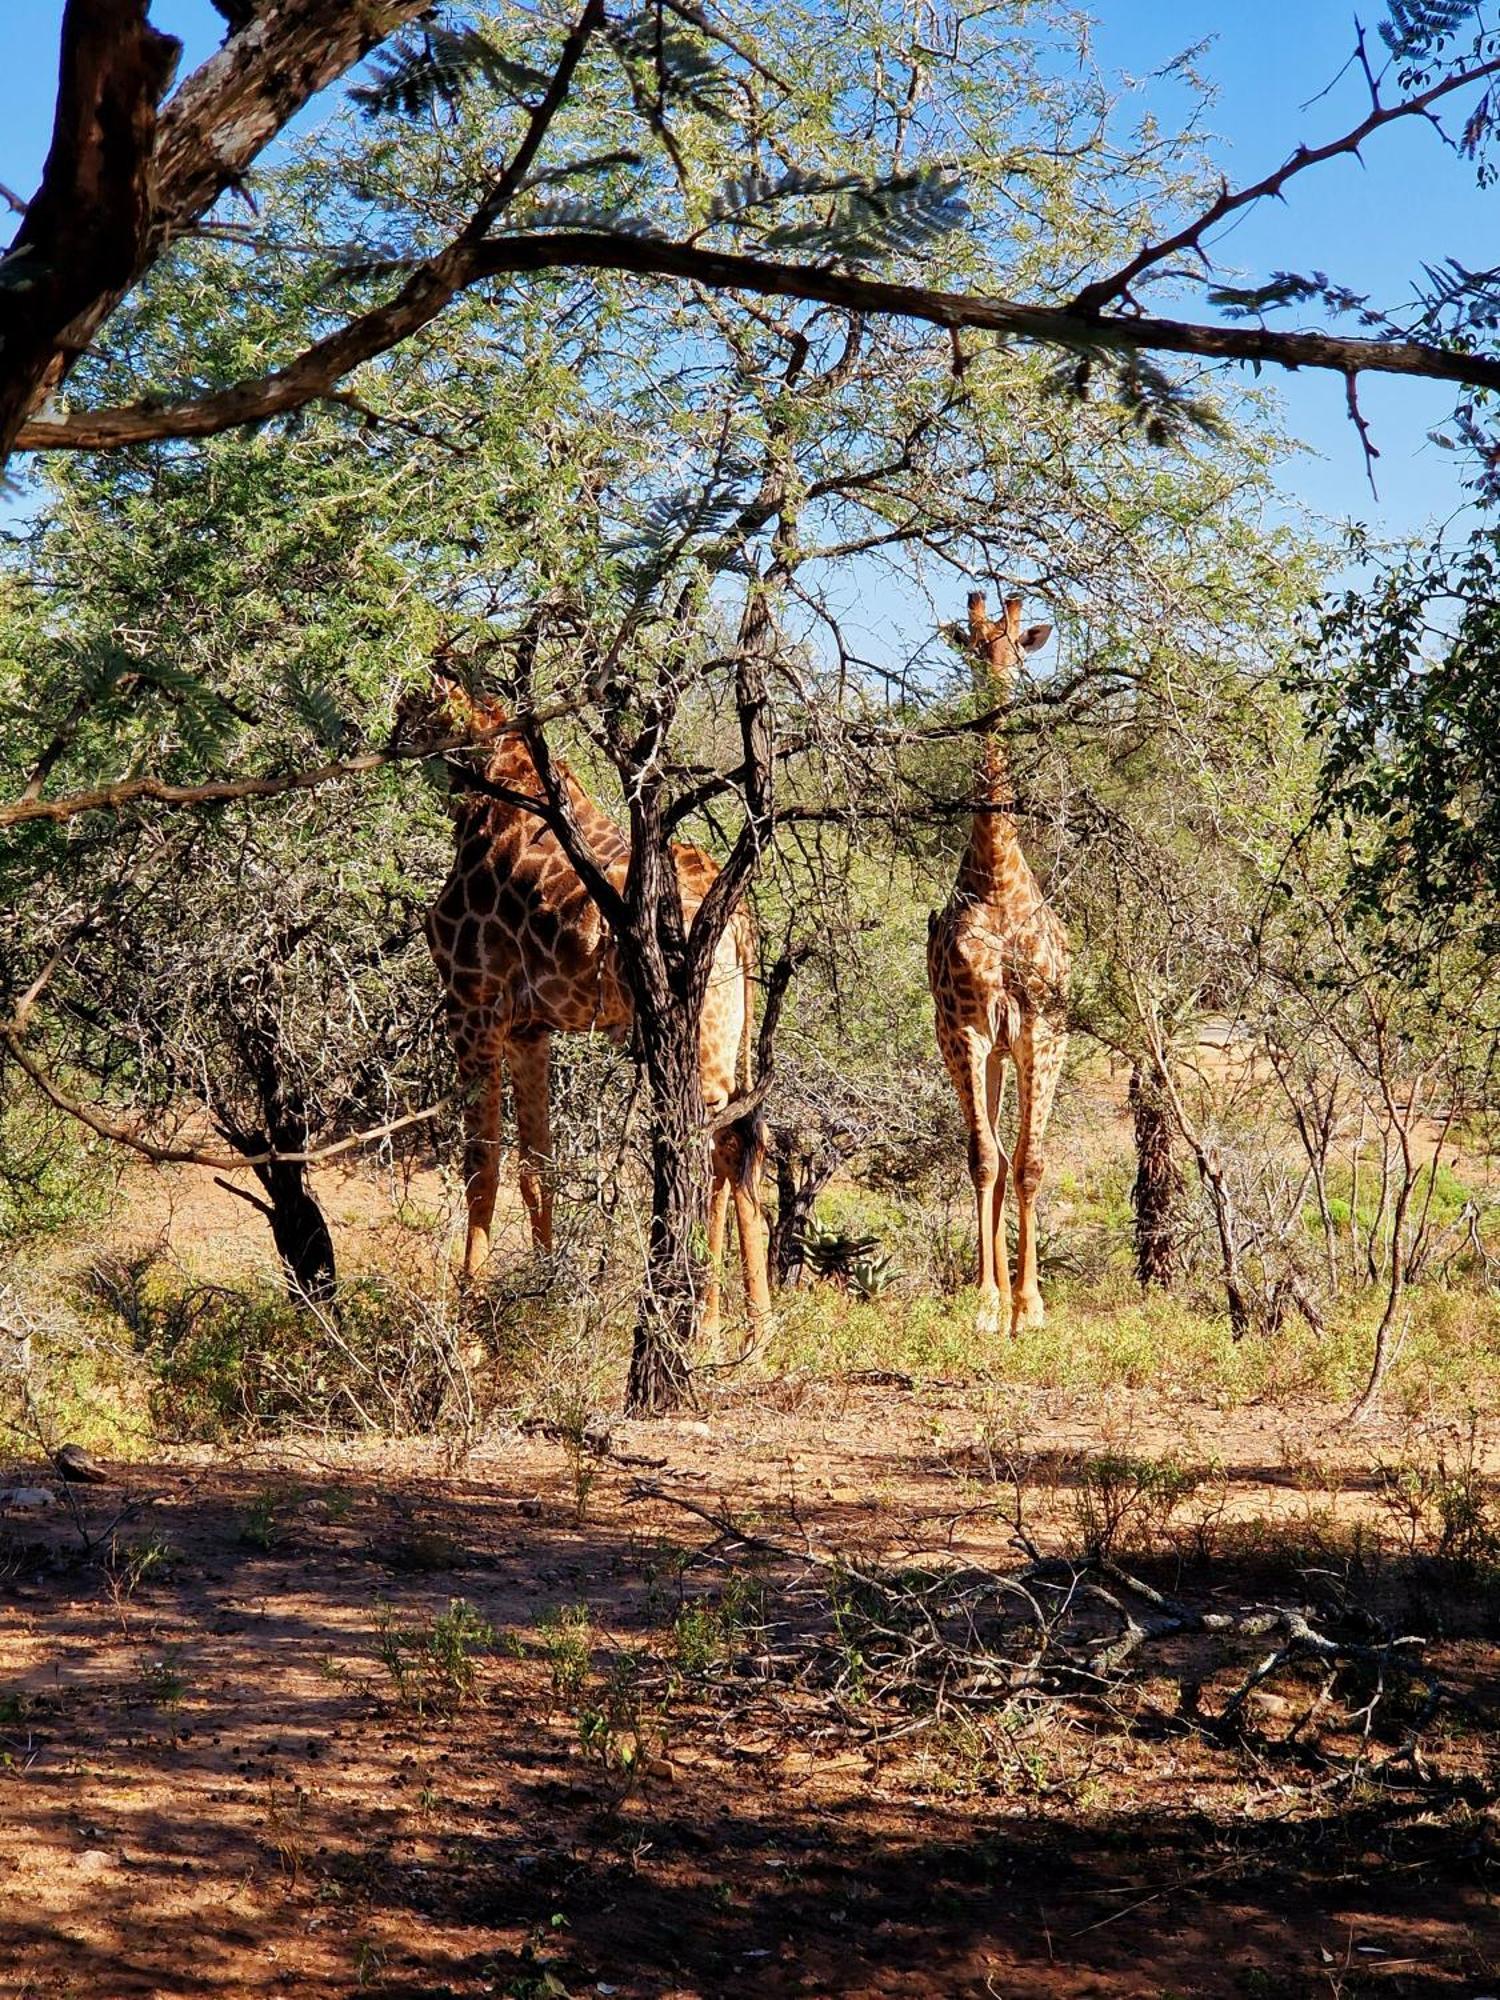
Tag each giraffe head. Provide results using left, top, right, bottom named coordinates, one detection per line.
left=390, top=671, right=513, bottom=756
left=964, top=593, right=1051, bottom=700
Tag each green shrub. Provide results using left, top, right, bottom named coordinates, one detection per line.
left=83, top=1259, right=474, bottom=1439
left=0, top=1102, right=113, bottom=1250
left=373, top=1597, right=495, bottom=1714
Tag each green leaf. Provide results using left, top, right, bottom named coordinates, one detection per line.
left=351, top=24, right=550, bottom=121
left=760, top=167, right=970, bottom=265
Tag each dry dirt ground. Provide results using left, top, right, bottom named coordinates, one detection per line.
left=3, top=1382, right=1498, bottom=2000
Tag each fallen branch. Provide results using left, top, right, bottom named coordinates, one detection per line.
left=623, top=1479, right=1483, bottom=1777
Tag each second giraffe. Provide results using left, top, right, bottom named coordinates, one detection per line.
left=928, top=593, right=1070, bottom=1335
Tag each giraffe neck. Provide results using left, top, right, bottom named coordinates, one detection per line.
left=956, top=731, right=1028, bottom=900
left=463, top=731, right=629, bottom=888
left=956, top=651, right=1029, bottom=901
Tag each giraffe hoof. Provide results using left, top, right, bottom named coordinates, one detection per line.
left=1012, top=1295, right=1045, bottom=1333
left=974, top=1293, right=1003, bottom=1338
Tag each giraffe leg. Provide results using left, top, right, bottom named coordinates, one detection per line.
left=722, top=1123, right=772, bottom=1355
left=507, top=1030, right=555, bottom=1254
left=454, top=1005, right=506, bottom=1280
left=985, top=1048, right=1011, bottom=1325
left=703, top=1127, right=771, bottom=1355
left=948, top=1030, right=1009, bottom=1337
left=1012, top=1019, right=1066, bottom=1330
left=703, top=1159, right=731, bottom=1344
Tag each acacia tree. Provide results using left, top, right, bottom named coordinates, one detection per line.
left=1251, top=826, right=1500, bottom=1411
left=1305, top=525, right=1500, bottom=955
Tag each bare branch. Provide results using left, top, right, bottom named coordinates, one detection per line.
left=2, top=1026, right=451, bottom=1170
left=0, top=742, right=437, bottom=830
left=1070, top=40, right=1500, bottom=315
left=0, top=687, right=591, bottom=829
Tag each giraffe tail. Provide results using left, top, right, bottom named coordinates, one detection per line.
left=990, top=987, right=1022, bottom=1051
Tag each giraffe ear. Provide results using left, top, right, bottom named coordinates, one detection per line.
left=1019, top=622, right=1052, bottom=654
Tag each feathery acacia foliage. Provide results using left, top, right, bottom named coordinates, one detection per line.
left=351, top=21, right=552, bottom=119
left=1381, top=0, right=1484, bottom=58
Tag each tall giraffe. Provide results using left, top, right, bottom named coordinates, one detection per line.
left=928, top=594, right=1070, bottom=1335
left=398, top=676, right=771, bottom=1345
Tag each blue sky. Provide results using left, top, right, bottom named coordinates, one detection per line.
left=0, top=4, right=1491, bottom=543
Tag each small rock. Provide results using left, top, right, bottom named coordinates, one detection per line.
left=642, top=1756, right=678, bottom=1783
left=3, top=1487, right=57, bottom=1513
left=675, top=1420, right=712, bottom=1439
left=54, top=1443, right=109, bottom=1485
left=1243, top=1690, right=1296, bottom=1722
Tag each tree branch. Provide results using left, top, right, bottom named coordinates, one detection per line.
left=0, top=0, right=435, bottom=465
left=21, top=226, right=1500, bottom=460
left=0, top=741, right=451, bottom=830
left=2, top=1026, right=452, bottom=1170
left=0, top=0, right=180, bottom=458
left=1070, top=38, right=1500, bottom=316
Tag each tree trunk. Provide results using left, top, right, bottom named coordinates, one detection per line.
left=252, top=1158, right=338, bottom=1304
left=771, top=1148, right=807, bottom=1287
left=0, top=0, right=179, bottom=461
left=769, top=1134, right=837, bottom=1288
left=626, top=1002, right=707, bottom=1415
left=1128, top=1061, right=1178, bottom=1290
left=1192, top=1142, right=1251, bottom=1339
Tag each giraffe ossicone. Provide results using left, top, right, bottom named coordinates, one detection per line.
left=399, top=674, right=771, bottom=1349
left=927, top=594, right=1070, bottom=1335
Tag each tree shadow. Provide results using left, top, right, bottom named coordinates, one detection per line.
left=1, top=1451, right=1497, bottom=1998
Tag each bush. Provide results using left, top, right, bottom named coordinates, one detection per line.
left=82, top=1255, right=477, bottom=1439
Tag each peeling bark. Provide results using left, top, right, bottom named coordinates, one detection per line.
left=1, top=0, right=429, bottom=464
left=1128, top=1060, right=1179, bottom=1291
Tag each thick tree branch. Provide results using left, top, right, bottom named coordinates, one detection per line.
left=20, top=228, right=1500, bottom=459
left=0, top=0, right=180, bottom=459
left=150, top=0, right=428, bottom=241
left=0, top=0, right=433, bottom=464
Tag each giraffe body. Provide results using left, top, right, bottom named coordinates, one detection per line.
left=928, top=595, right=1070, bottom=1335
left=409, top=682, right=769, bottom=1344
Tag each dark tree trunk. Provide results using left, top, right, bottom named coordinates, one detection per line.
left=253, top=1158, right=338, bottom=1303
left=216, top=975, right=339, bottom=1308
left=512, top=580, right=781, bottom=1417
left=0, top=0, right=179, bottom=461
left=771, top=1148, right=807, bottom=1287
left=1129, top=1061, right=1178, bottom=1290
left=626, top=1003, right=707, bottom=1415
left=769, top=1133, right=836, bottom=1288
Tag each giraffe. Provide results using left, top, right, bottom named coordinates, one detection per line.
left=397, top=675, right=771, bottom=1346
left=927, top=593, right=1070, bottom=1336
